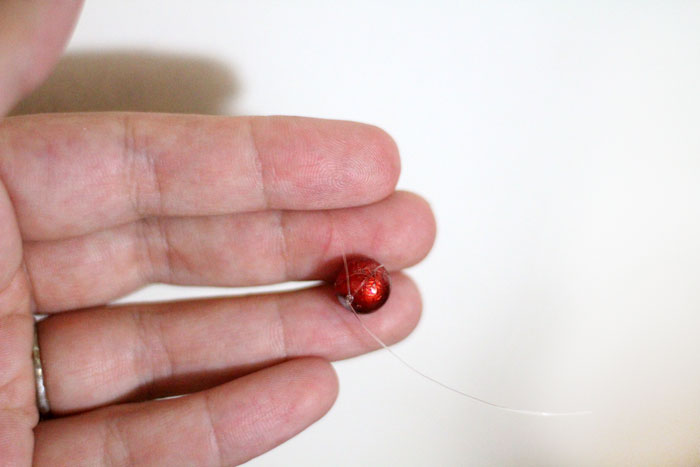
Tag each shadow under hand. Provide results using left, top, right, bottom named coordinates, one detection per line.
left=10, top=51, right=238, bottom=116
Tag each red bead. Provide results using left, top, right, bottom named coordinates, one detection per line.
left=334, top=255, right=391, bottom=314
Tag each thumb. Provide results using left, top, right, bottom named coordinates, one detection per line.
left=0, top=0, right=83, bottom=115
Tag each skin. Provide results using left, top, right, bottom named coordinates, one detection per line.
left=0, top=2, right=436, bottom=466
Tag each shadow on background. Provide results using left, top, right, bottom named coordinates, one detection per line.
left=10, top=51, right=238, bottom=116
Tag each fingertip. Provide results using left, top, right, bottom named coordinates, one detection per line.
left=381, top=272, right=423, bottom=345
left=289, top=357, right=340, bottom=416
left=252, top=116, right=401, bottom=209
left=359, top=123, right=402, bottom=198
left=318, top=119, right=401, bottom=207
left=392, top=191, right=437, bottom=266
left=208, top=358, right=341, bottom=464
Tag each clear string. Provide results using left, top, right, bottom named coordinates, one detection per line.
left=339, top=250, right=590, bottom=417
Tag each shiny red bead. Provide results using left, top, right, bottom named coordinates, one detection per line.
left=334, top=255, right=391, bottom=314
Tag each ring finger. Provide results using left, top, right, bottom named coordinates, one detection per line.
left=37, top=272, right=421, bottom=415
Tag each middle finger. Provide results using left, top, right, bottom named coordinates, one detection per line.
left=24, top=191, right=435, bottom=312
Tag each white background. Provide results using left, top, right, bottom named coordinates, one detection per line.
left=22, top=1, right=700, bottom=465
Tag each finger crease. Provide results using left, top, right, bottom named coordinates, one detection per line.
left=103, top=416, right=133, bottom=467
left=247, top=118, right=269, bottom=210
left=154, top=218, right=175, bottom=284
left=276, top=211, right=291, bottom=281
left=122, top=114, right=164, bottom=219
left=202, top=393, right=225, bottom=466
left=273, top=295, right=290, bottom=360
left=320, top=209, right=338, bottom=263
left=136, top=218, right=175, bottom=284
left=153, top=311, right=175, bottom=385
left=122, top=114, right=143, bottom=218
left=130, top=309, right=171, bottom=400
left=135, top=220, right=158, bottom=284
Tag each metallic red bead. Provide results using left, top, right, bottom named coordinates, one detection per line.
left=334, top=255, right=391, bottom=314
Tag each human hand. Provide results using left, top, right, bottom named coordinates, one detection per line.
left=0, top=2, right=436, bottom=465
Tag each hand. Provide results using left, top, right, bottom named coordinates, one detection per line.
left=0, top=2, right=436, bottom=465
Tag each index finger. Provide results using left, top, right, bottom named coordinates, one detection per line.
left=0, top=113, right=400, bottom=241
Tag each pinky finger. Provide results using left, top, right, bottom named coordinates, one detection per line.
left=33, top=358, right=338, bottom=466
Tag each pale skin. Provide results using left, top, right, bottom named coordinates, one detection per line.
left=0, top=2, right=436, bottom=466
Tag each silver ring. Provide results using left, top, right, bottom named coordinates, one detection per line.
left=33, top=319, right=51, bottom=416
